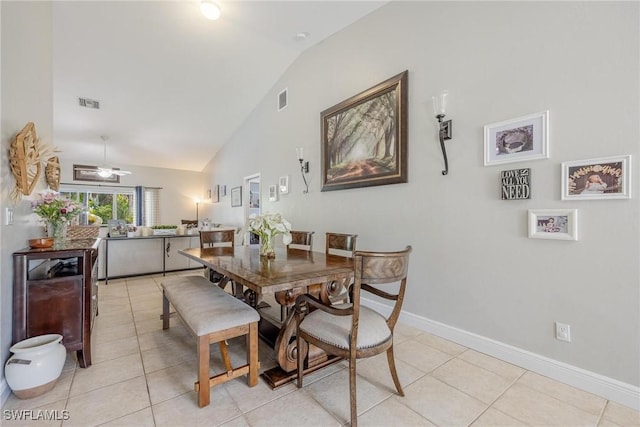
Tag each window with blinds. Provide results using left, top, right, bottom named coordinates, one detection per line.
left=141, top=187, right=161, bottom=227
left=60, top=184, right=161, bottom=227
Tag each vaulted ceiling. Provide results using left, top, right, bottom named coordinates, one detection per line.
left=51, top=1, right=387, bottom=172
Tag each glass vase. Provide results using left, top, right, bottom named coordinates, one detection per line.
left=46, top=221, right=68, bottom=245
left=260, top=235, right=276, bottom=259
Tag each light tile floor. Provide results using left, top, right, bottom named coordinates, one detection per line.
left=3, top=272, right=639, bottom=426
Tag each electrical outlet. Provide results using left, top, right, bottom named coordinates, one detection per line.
left=555, top=322, right=571, bottom=342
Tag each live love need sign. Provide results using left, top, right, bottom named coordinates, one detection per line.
left=501, top=168, right=531, bottom=200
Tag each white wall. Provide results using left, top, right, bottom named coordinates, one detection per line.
left=204, top=0, right=640, bottom=394
left=0, top=0, right=54, bottom=404
left=0, top=2, right=207, bottom=404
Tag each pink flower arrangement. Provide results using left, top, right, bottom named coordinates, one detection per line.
left=32, top=192, right=82, bottom=224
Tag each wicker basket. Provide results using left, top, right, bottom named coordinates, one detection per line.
left=68, top=225, right=100, bottom=240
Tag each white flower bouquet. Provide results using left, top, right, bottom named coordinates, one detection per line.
left=246, top=213, right=292, bottom=257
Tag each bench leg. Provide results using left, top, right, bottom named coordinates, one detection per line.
left=197, top=335, right=210, bottom=407
left=248, top=322, right=258, bottom=387
left=162, top=292, right=170, bottom=330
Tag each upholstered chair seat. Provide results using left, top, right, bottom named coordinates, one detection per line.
left=299, top=303, right=391, bottom=350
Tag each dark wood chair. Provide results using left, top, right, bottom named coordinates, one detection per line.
left=287, top=230, right=314, bottom=251
left=199, top=230, right=237, bottom=294
left=199, top=229, right=235, bottom=248
left=323, top=232, right=358, bottom=304
left=276, top=231, right=315, bottom=319
left=294, top=246, right=412, bottom=427
left=326, top=232, right=357, bottom=257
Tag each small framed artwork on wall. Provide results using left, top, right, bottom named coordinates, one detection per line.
left=211, top=185, right=219, bottom=203
left=231, top=186, right=242, bottom=207
left=269, top=185, right=278, bottom=201
left=528, top=209, right=578, bottom=241
left=484, top=111, right=549, bottom=166
left=500, top=168, right=531, bottom=200
left=561, top=155, right=631, bottom=200
left=279, top=176, right=289, bottom=194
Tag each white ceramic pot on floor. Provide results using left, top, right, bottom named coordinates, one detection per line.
left=5, top=334, right=66, bottom=399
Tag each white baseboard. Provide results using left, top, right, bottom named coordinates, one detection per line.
left=362, top=297, right=640, bottom=411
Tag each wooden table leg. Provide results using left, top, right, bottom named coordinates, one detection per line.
left=260, top=293, right=340, bottom=389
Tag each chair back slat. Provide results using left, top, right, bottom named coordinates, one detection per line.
left=354, top=247, right=411, bottom=284
left=326, top=232, right=358, bottom=257
left=200, top=230, right=235, bottom=248
left=288, top=231, right=314, bottom=251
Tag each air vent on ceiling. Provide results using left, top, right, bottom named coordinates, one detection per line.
left=78, top=97, right=100, bottom=109
left=277, top=88, right=288, bottom=112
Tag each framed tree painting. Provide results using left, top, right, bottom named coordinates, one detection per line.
left=321, top=71, right=408, bottom=191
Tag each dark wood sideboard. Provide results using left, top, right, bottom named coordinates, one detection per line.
left=13, top=238, right=100, bottom=368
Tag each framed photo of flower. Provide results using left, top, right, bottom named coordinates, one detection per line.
left=528, top=209, right=578, bottom=241
left=484, top=111, right=549, bottom=166
left=561, top=155, right=632, bottom=200
left=321, top=70, right=408, bottom=191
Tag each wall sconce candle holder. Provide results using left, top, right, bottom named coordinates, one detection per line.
left=432, top=91, right=453, bottom=175
left=296, top=147, right=310, bottom=193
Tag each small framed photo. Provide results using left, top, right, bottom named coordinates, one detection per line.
left=279, top=175, right=289, bottom=194
left=528, top=209, right=578, bottom=241
left=108, top=219, right=126, bottom=238
left=231, top=186, right=242, bottom=207
left=561, top=155, right=631, bottom=200
left=269, top=185, right=278, bottom=201
left=220, top=185, right=227, bottom=197
left=211, top=185, right=219, bottom=203
left=484, top=111, right=549, bottom=166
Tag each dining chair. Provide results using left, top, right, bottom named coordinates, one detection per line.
left=325, top=232, right=358, bottom=257
left=294, top=246, right=412, bottom=427
left=323, top=232, right=358, bottom=304
left=275, top=231, right=315, bottom=320
left=287, top=230, right=314, bottom=251
left=199, top=229, right=235, bottom=248
left=199, top=230, right=239, bottom=295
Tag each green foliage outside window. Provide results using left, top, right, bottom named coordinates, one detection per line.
left=62, top=191, right=134, bottom=225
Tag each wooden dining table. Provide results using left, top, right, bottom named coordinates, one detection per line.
left=179, top=245, right=354, bottom=387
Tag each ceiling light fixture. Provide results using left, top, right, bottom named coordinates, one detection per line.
left=200, top=0, right=221, bottom=20
left=96, top=135, right=132, bottom=178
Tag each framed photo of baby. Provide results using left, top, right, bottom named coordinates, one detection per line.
left=528, top=209, right=578, bottom=241
left=561, top=155, right=632, bottom=200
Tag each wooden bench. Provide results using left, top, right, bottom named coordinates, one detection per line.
left=161, top=275, right=260, bottom=407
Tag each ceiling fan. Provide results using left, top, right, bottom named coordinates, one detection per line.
left=76, top=136, right=132, bottom=178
